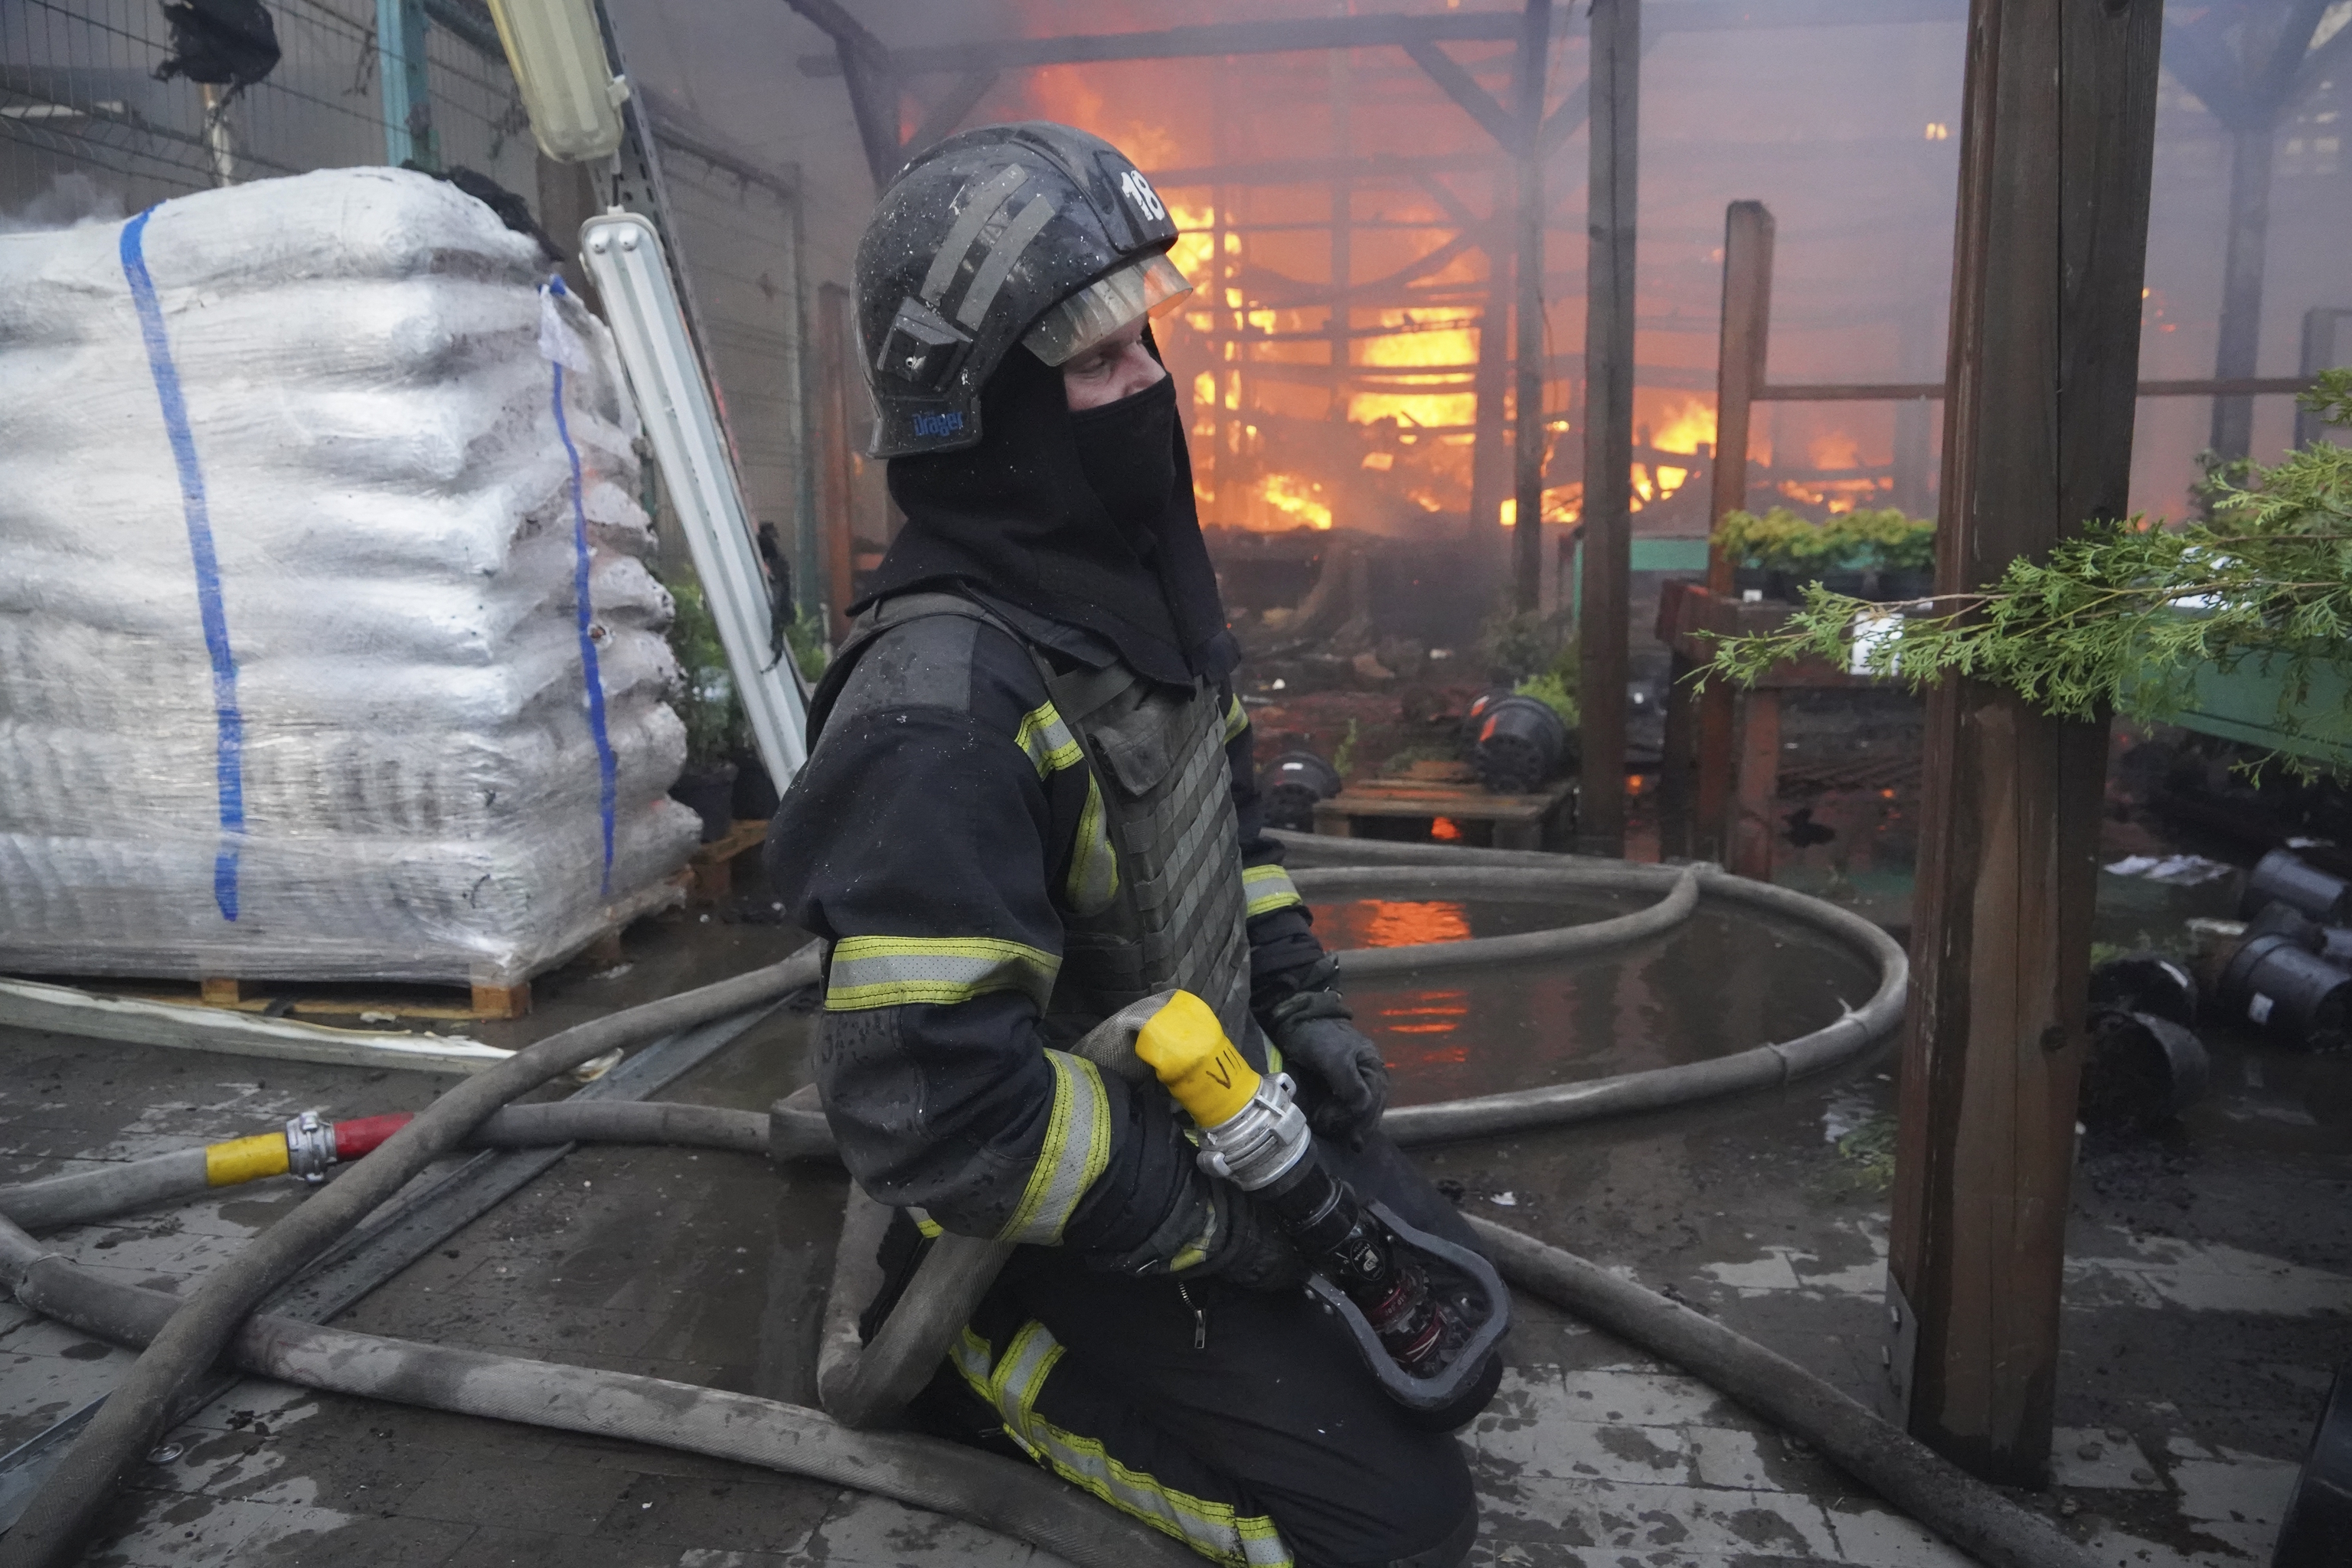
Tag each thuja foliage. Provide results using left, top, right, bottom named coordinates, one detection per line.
left=1713, top=505, right=1937, bottom=573
left=1702, top=371, right=2352, bottom=769
left=664, top=575, right=746, bottom=769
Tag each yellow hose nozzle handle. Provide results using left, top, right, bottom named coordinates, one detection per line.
left=1134, top=991, right=1260, bottom=1130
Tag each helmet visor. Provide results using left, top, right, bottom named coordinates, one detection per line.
left=1021, top=253, right=1193, bottom=367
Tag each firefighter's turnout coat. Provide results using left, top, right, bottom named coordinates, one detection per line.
left=767, top=589, right=1327, bottom=1269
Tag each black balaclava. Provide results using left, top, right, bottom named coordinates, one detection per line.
left=863, top=330, right=1237, bottom=687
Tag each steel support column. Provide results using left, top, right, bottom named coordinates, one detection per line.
left=1886, top=0, right=2162, bottom=1487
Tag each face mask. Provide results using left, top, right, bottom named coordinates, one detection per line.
left=1070, top=374, right=1178, bottom=553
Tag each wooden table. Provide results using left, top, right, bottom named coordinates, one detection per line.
left=1313, top=762, right=1574, bottom=851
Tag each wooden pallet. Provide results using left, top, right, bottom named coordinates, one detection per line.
left=1314, top=761, right=1574, bottom=851
left=688, top=818, right=770, bottom=905
left=78, top=867, right=697, bottom=1024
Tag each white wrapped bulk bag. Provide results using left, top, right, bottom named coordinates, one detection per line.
left=0, top=166, right=702, bottom=985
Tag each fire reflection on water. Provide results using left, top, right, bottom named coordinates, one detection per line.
left=1308, top=897, right=1878, bottom=1107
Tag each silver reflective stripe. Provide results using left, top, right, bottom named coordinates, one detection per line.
left=1017, top=700, right=1083, bottom=777
left=920, top=165, right=1029, bottom=305
left=956, top=193, right=1059, bottom=328
left=998, top=1050, right=1111, bottom=1244
left=826, top=935, right=1061, bottom=1011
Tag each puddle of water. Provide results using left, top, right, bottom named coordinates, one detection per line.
left=1314, top=894, right=1883, bottom=1106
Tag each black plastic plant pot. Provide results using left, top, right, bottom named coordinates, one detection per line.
left=1260, top=750, right=1343, bottom=833
left=2272, top=1365, right=2352, bottom=1567
left=2219, top=934, right=2352, bottom=1051
left=2086, top=953, right=2200, bottom=1027
left=2248, top=900, right=2328, bottom=952
left=2243, top=848, right=2352, bottom=923
left=2079, top=1010, right=2210, bottom=1133
left=1466, top=694, right=1568, bottom=795
left=1730, top=567, right=1773, bottom=600
left=671, top=762, right=740, bottom=843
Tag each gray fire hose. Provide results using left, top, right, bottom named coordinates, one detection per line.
left=0, top=946, right=824, bottom=1568
left=0, top=1210, right=1200, bottom=1568
left=0, top=846, right=2092, bottom=1568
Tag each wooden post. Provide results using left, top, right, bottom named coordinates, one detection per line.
left=1726, top=689, right=1779, bottom=881
left=2296, top=307, right=2345, bottom=451
left=1329, top=47, right=1353, bottom=427
left=1692, top=201, right=1770, bottom=864
left=1511, top=0, right=1555, bottom=616
left=1886, top=0, right=2162, bottom=1487
left=1468, top=168, right=1511, bottom=549
left=2210, top=121, right=2275, bottom=463
left=1576, top=0, right=1635, bottom=857
left=814, top=282, right=858, bottom=644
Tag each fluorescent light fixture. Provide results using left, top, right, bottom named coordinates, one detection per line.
left=485, top=0, right=628, bottom=162
left=582, top=212, right=809, bottom=787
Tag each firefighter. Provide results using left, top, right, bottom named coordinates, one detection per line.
left=767, top=122, right=1495, bottom=1568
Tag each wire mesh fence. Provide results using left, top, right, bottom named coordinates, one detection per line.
left=0, top=0, right=535, bottom=217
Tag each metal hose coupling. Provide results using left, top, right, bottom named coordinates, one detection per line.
left=1134, top=991, right=1509, bottom=1423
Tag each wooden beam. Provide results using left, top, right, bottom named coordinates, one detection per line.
left=1751, top=375, right=2318, bottom=400
left=794, top=0, right=1969, bottom=80
left=1886, top=0, right=2162, bottom=1488
left=1576, top=0, right=1635, bottom=855
left=903, top=69, right=998, bottom=157
left=785, top=0, right=901, bottom=189
left=1403, top=38, right=1522, bottom=149
left=799, top=11, right=1527, bottom=77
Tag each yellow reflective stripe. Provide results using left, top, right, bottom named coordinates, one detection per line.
left=970, top=1320, right=1293, bottom=1568
left=204, top=1133, right=289, bottom=1186
left=910, top=1208, right=943, bottom=1239
left=1015, top=699, right=1084, bottom=777
left=1241, top=863, right=1303, bottom=917
left=825, top=935, right=1061, bottom=1011
left=998, top=1050, right=1112, bottom=1244
left=1064, top=772, right=1120, bottom=914
left=1222, top=693, right=1250, bottom=743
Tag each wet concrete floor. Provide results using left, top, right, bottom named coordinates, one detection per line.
left=0, top=870, right=2342, bottom=1566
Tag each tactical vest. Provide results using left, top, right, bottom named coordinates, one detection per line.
left=822, top=593, right=1259, bottom=1058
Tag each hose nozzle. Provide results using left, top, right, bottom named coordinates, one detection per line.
left=1136, top=991, right=1311, bottom=1191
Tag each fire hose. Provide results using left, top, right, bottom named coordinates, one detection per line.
left=0, top=848, right=2100, bottom=1568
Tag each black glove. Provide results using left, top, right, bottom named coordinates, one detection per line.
left=1269, top=986, right=1389, bottom=1146
left=1194, top=1188, right=1308, bottom=1292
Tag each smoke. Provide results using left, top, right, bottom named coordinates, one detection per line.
left=0, top=172, right=128, bottom=235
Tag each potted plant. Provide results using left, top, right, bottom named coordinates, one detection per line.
left=1712, top=506, right=1935, bottom=602
left=665, top=575, right=743, bottom=841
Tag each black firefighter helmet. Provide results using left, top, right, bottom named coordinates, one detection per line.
left=854, top=122, right=1192, bottom=459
